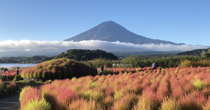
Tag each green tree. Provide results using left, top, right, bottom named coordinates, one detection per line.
left=200, top=50, right=206, bottom=57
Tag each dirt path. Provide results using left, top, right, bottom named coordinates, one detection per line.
left=0, top=93, right=20, bottom=110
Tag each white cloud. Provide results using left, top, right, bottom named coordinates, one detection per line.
left=0, top=40, right=208, bottom=57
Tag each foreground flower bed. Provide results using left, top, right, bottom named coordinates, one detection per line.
left=20, top=67, right=210, bottom=110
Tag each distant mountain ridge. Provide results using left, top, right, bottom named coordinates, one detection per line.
left=65, top=21, right=184, bottom=45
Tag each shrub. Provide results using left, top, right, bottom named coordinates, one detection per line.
left=114, top=90, right=125, bottom=100
left=22, top=99, right=51, bottom=110
left=105, top=88, right=115, bottom=96
left=179, top=94, right=200, bottom=110
left=193, top=79, right=204, bottom=90
left=20, top=87, right=42, bottom=109
left=56, top=89, right=79, bottom=110
left=90, top=90, right=104, bottom=102
left=160, top=98, right=180, bottom=110
left=113, top=93, right=138, bottom=110
left=101, top=95, right=114, bottom=109
left=68, top=99, right=101, bottom=110
left=19, top=86, right=32, bottom=101
left=172, top=86, right=184, bottom=99
left=80, top=90, right=92, bottom=100
left=133, top=87, right=160, bottom=110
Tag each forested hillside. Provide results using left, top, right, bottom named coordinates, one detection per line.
left=177, top=48, right=209, bottom=56
left=54, top=49, right=118, bottom=61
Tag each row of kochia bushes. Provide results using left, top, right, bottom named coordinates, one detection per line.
left=20, top=58, right=97, bottom=80
left=2, top=66, right=152, bottom=80
left=20, top=67, right=210, bottom=110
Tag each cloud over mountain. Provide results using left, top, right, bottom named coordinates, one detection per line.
left=0, top=40, right=207, bottom=57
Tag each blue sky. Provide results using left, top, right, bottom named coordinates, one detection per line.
left=0, top=0, right=210, bottom=46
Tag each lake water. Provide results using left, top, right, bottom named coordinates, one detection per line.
left=0, top=63, right=37, bottom=69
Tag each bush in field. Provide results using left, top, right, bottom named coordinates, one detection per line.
left=20, top=58, right=97, bottom=80
left=68, top=99, right=101, bottom=110
left=22, top=99, right=51, bottom=110
left=133, top=87, right=160, bottom=110
left=193, top=79, right=204, bottom=90
left=101, top=95, right=114, bottom=109
left=160, top=98, right=180, bottom=110
left=19, top=86, right=32, bottom=101
left=179, top=94, right=200, bottom=110
left=56, top=89, right=79, bottom=110
left=20, top=87, right=42, bottom=109
left=113, top=93, right=138, bottom=110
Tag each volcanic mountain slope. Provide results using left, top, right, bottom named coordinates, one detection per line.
left=65, top=21, right=183, bottom=45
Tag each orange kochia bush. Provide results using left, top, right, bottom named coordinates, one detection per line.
left=20, top=58, right=97, bottom=80
left=20, top=67, right=210, bottom=110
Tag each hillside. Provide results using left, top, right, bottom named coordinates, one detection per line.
left=177, top=48, right=209, bottom=56
left=65, top=21, right=183, bottom=45
left=54, top=49, right=118, bottom=61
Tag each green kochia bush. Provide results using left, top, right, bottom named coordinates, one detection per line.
left=20, top=58, right=97, bottom=80
left=193, top=79, right=204, bottom=90
left=23, top=99, right=51, bottom=110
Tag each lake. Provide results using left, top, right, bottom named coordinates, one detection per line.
left=0, top=63, right=37, bottom=69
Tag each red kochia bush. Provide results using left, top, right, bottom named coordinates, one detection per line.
left=20, top=87, right=42, bottom=109
left=20, top=58, right=97, bottom=80
left=56, top=88, right=79, bottom=110
left=105, top=88, right=115, bottom=96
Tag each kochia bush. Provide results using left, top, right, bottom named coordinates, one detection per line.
left=22, top=99, right=51, bottom=110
